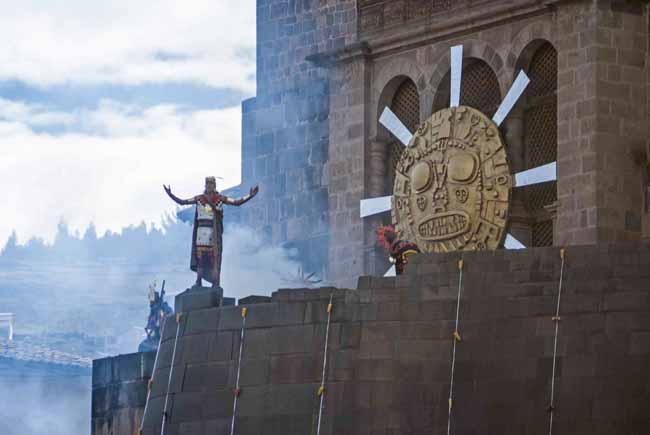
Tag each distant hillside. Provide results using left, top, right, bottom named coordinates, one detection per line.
left=0, top=214, right=302, bottom=356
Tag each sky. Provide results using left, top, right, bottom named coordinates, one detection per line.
left=0, top=0, right=256, bottom=247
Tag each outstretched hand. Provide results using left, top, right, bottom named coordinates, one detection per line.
left=250, top=185, right=259, bottom=197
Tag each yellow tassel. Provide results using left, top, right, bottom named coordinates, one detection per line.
left=318, top=385, right=325, bottom=396
left=458, top=259, right=464, bottom=270
left=453, top=331, right=462, bottom=342
left=448, top=398, right=453, bottom=410
left=148, top=379, right=153, bottom=391
left=327, top=303, right=333, bottom=313
left=560, top=248, right=565, bottom=259
left=176, top=313, right=182, bottom=322
left=242, top=307, right=248, bottom=318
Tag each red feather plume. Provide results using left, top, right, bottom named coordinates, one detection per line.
left=376, top=225, right=396, bottom=251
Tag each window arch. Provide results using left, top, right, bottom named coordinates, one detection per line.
left=432, top=59, right=501, bottom=117
left=522, top=42, right=557, bottom=247
left=386, top=78, right=420, bottom=194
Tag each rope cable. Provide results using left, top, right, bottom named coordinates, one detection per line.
left=230, top=307, right=248, bottom=435
left=548, top=248, right=566, bottom=435
left=316, top=293, right=334, bottom=435
left=447, top=258, right=464, bottom=435
left=160, top=313, right=182, bottom=435
left=138, top=323, right=165, bottom=435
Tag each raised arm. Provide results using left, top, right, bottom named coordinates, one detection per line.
left=163, top=185, right=197, bottom=206
left=222, top=185, right=259, bottom=206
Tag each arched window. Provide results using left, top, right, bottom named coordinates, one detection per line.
left=432, top=59, right=501, bottom=117
left=523, top=42, right=557, bottom=247
left=386, top=78, right=420, bottom=193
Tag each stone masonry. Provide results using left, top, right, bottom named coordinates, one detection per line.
left=232, top=0, right=357, bottom=280
left=130, top=240, right=650, bottom=435
left=327, top=0, right=650, bottom=286
left=229, top=0, right=650, bottom=287
left=555, top=1, right=648, bottom=244
left=92, top=352, right=156, bottom=435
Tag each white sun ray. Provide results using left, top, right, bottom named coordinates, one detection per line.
left=514, top=162, right=557, bottom=187
left=379, top=106, right=413, bottom=146
left=360, top=195, right=392, bottom=218
left=450, top=45, right=463, bottom=108
left=384, top=265, right=396, bottom=277
left=492, top=70, right=530, bottom=127
left=504, top=233, right=527, bottom=249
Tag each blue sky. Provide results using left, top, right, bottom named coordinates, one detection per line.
left=0, top=0, right=256, bottom=247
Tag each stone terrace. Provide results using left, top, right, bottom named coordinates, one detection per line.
left=128, top=240, right=650, bottom=435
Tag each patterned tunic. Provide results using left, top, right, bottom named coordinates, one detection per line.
left=190, top=193, right=226, bottom=286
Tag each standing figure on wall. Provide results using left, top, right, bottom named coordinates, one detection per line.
left=163, top=177, right=259, bottom=289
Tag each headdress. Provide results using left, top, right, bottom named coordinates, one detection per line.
left=376, top=225, right=397, bottom=251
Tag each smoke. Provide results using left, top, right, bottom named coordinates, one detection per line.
left=0, top=359, right=90, bottom=435
left=0, top=216, right=304, bottom=351
left=220, top=224, right=304, bottom=297
left=0, top=216, right=307, bottom=434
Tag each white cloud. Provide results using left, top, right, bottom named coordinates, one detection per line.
left=0, top=98, right=75, bottom=126
left=0, top=99, right=244, bottom=247
left=0, top=0, right=256, bottom=93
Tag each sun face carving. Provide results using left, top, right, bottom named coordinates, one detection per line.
left=360, top=44, right=557, bottom=275
left=392, top=106, right=511, bottom=253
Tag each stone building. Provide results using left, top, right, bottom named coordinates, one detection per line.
left=101, top=241, right=650, bottom=435
left=233, top=0, right=650, bottom=287
left=93, top=2, right=650, bottom=434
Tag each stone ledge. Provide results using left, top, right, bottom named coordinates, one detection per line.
left=175, top=286, right=224, bottom=313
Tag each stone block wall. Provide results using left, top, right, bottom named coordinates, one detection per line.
left=136, top=240, right=650, bottom=435
left=326, top=54, right=370, bottom=285
left=321, top=0, right=650, bottom=285
left=555, top=0, right=649, bottom=245
left=92, top=352, right=155, bottom=435
left=234, top=0, right=357, bottom=279
left=327, top=0, right=563, bottom=285
left=231, top=0, right=650, bottom=287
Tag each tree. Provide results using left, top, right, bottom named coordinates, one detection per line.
left=0, top=230, right=18, bottom=258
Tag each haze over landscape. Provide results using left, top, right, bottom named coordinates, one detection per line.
left=0, top=2, right=283, bottom=434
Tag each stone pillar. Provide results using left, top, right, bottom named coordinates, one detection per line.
left=365, top=138, right=391, bottom=276
left=504, top=108, right=533, bottom=246
left=327, top=55, right=370, bottom=287
left=367, top=138, right=389, bottom=197
left=555, top=0, right=648, bottom=245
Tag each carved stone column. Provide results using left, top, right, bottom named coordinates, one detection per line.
left=365, top=138, right=391, bottom=275
left=368, top=138, right=389, bottom=197
left=503, top=107, right=532, bottom=246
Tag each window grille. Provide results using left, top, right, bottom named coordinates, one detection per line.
left=387, top=79, right=420, bottom=191
left=459, top=61, right=501, bottom=117
left=532, top=219, right=554, bottom=248
left=432, top=60, right=501, bottom=117
left=524, top=42, right=557, bottom=247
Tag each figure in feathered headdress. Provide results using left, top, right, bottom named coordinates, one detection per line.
left=376, top=225, right=421, bottom=275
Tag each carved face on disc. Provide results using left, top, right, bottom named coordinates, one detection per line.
left=392, top=106, right=512, bottom=253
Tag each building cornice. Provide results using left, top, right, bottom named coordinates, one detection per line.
left=308, top=0, right=564, bottom=67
